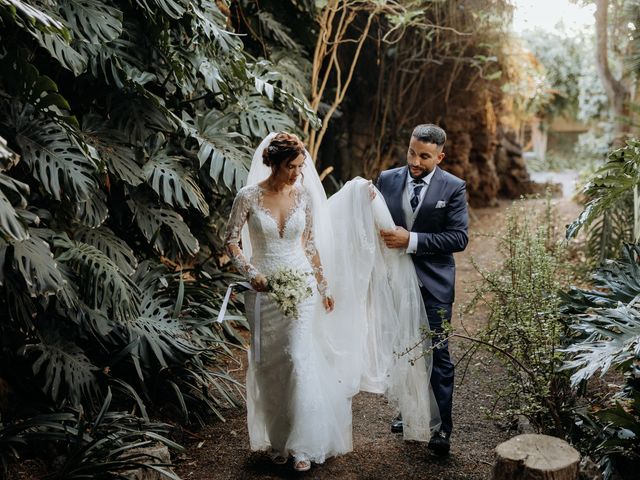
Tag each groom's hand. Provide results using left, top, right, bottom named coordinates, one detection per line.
left=380, top=227, right=410, bottom=249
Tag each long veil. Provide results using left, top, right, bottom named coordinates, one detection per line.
left=243, top=133, right=440, bottom=442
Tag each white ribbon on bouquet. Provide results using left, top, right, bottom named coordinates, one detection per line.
left=216, top=282, right=262, bottom=363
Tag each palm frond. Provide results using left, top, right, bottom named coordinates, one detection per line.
left=82, top=117, right=145, bottom=186
left=75, top=226, right=138, bottom=276
left=0, top=0, right=67, bottom=35
left=258, top=11, right=303, bottom=51
left=188, top=110, right=251, bottom=190
left=14, top=113, right=99, bottom=202
left=236, top=94, right=296, bottom=138
left=20, top=330, right=100, bottom=406
left=0, top=135, right=19, bottom=171
left=58, top=0, right=123, bottom=44
left=144, top=149, right=209, bottom=215
left=567, top=140, right=640, bottom=239
left=0, top=172, right=30, bottom=241
left=191, top=0, right=242, bottom=54
left=11, top=234, right=65, bottom=297
left=55, top=238, right=141, bottom=321
left=127, top=196, right=199, bottom=256
left=132, top=0, right=186, bottom=20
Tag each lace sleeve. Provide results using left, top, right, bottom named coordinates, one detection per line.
left=302, top=190, right=330, bottom=298
left=224, top=188, right=259, bottom=281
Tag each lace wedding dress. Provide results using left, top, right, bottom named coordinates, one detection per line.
left=224, top=183, right=352, bottom=463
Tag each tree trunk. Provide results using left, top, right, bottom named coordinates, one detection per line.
left=531, top=118, right=548, bottom=163
left=595, top=0, right=630, bottom=145
left=492, top=434, right=580, bottom=480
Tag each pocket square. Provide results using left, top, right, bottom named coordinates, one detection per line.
left=435, top=200, right=447, bottom=209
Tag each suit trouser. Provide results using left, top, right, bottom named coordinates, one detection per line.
left=421, top=287, right=454, bottom=434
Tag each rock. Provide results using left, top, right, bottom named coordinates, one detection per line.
left=123, top=443, right=173, bottom=480
left=493, top=434, right=580, bottom=480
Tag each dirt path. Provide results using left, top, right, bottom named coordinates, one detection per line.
left=175, top=194, right=581, bottom=480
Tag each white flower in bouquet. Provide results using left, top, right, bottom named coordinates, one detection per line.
left=267, top=267, right=313, bottom=319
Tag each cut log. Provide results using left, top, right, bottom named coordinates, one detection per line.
left=493, top=434, right=580, bottom=480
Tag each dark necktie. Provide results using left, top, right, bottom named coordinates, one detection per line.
left=410, top=181, right=424, bottom=211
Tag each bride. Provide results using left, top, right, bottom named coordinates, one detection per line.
left=223, top=132, right=439, bottom=472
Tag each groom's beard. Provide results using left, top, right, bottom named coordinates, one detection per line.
left=408, top=166, right=432, bottom=179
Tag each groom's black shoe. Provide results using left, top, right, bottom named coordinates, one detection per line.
left=428, top=430, right=451, bottom=456
left=390, top=417, right=403, bottom=434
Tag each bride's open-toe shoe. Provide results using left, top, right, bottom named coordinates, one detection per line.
left=268, top=449, right=287, bottom=465
left=293, top=455, right=311, bottom=472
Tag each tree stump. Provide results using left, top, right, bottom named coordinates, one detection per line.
left=493, top=434, right=581, bottom=480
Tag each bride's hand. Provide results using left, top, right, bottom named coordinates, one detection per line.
left=323, top=295, right=335, bottom=313
left=368, top=181, right=377, bottom=200
left=251, top=273, right=268, bottom=292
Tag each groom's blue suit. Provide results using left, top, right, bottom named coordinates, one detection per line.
left=377, top=165, right=468, bottom=434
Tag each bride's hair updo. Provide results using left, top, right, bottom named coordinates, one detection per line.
left=263, top=132, right=305, bottom=169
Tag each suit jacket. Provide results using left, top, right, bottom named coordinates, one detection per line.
left=377, top=165, right=469, bottom=303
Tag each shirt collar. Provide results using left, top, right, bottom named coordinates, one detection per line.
left=407, top=167, right=436, bottom=186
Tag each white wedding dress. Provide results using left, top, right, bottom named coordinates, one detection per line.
left=225, top=183, right=352, bottom=462
left=223, top=133, right=440, bottom=464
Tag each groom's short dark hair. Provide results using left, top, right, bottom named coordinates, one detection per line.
left=412, top=124, right=446, bottom=148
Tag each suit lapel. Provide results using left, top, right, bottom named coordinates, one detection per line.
left=414, top=166, right=446, bottom=230
left=387, top=167, right=408, bottom=228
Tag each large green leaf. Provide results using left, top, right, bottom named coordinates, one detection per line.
left=82, top=118, right=145, bottom=186
left=188, top=111, right=251, bottom=190
left=74, top=187, right=108, bottom=227
left=258, top=11, right=302, bottom=51
left=3, top=268, right=38, bottom=331
left=143, top=151, right=209, bottom=215
left=58, top=0, right=123, bottom=44
left=127, top=197, right=199, bottom=256
left=56, top=240, right=140, bottom=321
left=0, top=55, right=71, bottom=118
left=237, top=95, right=296, bottom=138
left=0, top=135, right=19, bottom=171
left=80, top=22, right=154, bottom=89
left=110, top=94, right=177, bottom=146
left=14, top=114, right=98, bottom=201
left=124, top=313, right=202, bottom=373
left=0, top=172, right=29, bottom=240
left=11, top=235, right=65, bottom=297
left=76, top=226, right=138, bottom=276
left=132, top=0, right=186, bottom=19
left=567, top=140, right=640, bottom=240
left=35, top=29, right=88, bottom=76
left=191, top=1, right=242, bottom=54
left=21, top=330, right=99, bottom=406
left=561, top=245, right=640, bottom=385
left=248, top=59, right=319, bottom=128
left=0, top=0, right=67, bottom=35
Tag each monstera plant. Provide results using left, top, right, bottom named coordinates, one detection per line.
left=0, top=2, right=318, bottom=471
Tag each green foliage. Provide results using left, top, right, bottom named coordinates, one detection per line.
left=520, top=28, right=588, bottom=120
left=0, top=0, right=317, bottom=470
left=466, top=197, right=575, bottom=433
left=1, top=389, right=183, bottom=478
left=567, top=139, right=639, bottom=263
left=561, top=244, right=640, bottom=479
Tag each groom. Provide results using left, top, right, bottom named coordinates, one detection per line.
left=377, top=124, right=469, bottom=455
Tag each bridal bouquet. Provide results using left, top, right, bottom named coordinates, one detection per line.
left=267, top=268, right=313, bottom=319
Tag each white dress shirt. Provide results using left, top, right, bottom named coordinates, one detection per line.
left=406, top=169, right=435, bottom=254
